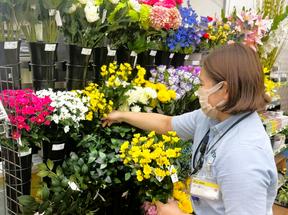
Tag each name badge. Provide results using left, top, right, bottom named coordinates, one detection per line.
left=190, top=177, right=220, bottom=200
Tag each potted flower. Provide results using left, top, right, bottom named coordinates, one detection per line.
left=36, top=89, right=89, bottom=166
left=0, top=89, right=54, bottom=213
left=168, top=5, right=209, bottom=67
left=14, top=0, right=61, bottom=90
left=60, top=0, right=120, bottom=90
left=0, top=0, right=22, bottom=89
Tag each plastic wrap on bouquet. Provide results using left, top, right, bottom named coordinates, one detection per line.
left=29, top=42, right=57, bottom=90
left=0, top=41, right=22, bottom=89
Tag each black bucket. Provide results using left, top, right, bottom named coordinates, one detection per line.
left=155, top=51, right=171, bottom=66
left=170, top=53, right=186, bottom=67
left=29, top=42, right=57, bottom=90
left=116, top=47, right=136, bottom=65
left=42, top=139, right=66, bottom=166
left=66, top=45, right=92, bottom=90
left=0, top=41, right=22, bottom=89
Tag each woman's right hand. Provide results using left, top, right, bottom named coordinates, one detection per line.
left=102, top=111, right=123, bottom=127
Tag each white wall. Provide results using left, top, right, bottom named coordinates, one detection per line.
left=187, top=0, right=224, bottom=17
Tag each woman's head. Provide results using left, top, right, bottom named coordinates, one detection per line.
left=199, top=43, right=269, bottom=115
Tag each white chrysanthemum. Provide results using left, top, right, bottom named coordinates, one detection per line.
left=131, top=105, right=141, bottom=112
left=84, top=1, right=100, bottom=23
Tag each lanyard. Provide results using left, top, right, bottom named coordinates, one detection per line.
left=192, top=112, right=253, bottom=175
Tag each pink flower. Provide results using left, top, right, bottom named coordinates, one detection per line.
left=44, top=120, right=51, bottom=126
left=25, top=125, right=31, bottom=132
left=12, top=131, right=21, bottom=140
left=139, top=0, right=158, bottom=6
left=35, top=115, right=45, bottom=124
left=15, top=116, right=25, bottom=123
left=150, top=6, right=181, bottom=30
left=154, top=0, right=176, bottom=8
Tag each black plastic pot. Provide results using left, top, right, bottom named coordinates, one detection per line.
left=116, top=47, right=136, bottom=65
left=43, top=139, right=66, bottom=167
left=0, top=41, right=22, bottom=89
left=29, top=42, right=58, bottom=90
left=66, top=45, right=92, bottom=90
left=137, top=50, right=156, bottom=67
left=170, top=53, right=186, bottom=67
left=92, top=47, right=116, bottom=83
left=155, top=51, right=171, bottom=66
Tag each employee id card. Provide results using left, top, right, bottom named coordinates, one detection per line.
left=190, top=177, right=220, bottom=200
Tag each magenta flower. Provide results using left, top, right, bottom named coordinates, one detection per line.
left=150, top=6, right=181, bottom=30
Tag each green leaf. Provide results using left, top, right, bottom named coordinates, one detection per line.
left=105, top=176, right=112, bottom=183
left=114, top=178, right=121, bottom=184
left=56, top=166, right=63, bottom=176
left=81, top=164, right=89, bottom=174
left=125, top=173, right=131, bottom=181
left=99, top=151, right=106, bottom=160
left=100, top=163, right=107, bottom=169
left=47, top=159, right=54, bottom=171
left=88, top=156, right=97, bottom=164
left=42, top=185, right=50, bottom=200
left=37, top=170, right=49, bottom=178
left=18, top=195, right=37, bottom=206
left=37, top=163, right=47, bottom=171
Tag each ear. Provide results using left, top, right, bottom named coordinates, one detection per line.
left=221, top=81, right=229, bottom=100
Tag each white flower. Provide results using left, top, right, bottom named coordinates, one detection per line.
left=129, top=0, right=141, bottom=12
left=68, top=181, right=80, bottom=191
left=52, top=115, right=59, bottom=124
left=64, top=126, right=70, bottom=133
left=84, top=2, right=100, bottom=23
left=131, top=105, right=141, bottom=112
left=78, top=0, right=87, bottom=4
left=34, top=212, right=44, bottom=215
left=68, top=4, right=77, bottom=14
left=109, top=0, right=120, bottom=4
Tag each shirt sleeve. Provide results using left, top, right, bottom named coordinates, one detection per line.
left=171, top=109, right=201, bottom=141
left=216, top=143, right=277, bottom=215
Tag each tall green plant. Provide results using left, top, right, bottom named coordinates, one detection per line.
left=0, top=0, right=21, bottom=41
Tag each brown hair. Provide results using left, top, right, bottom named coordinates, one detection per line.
left=203, top=43, right=270, bottom=114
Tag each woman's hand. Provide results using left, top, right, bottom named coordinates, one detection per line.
left=156, top=199, right=189, bottom=215
left=102, top=111, right=123, bottom=127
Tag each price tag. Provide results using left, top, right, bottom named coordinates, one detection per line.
left=168, top=165, right=178, bottom=183
left=8, top=73, right=12, bottom=79
left=19, top=148, right=32, bottom=157
left=81, top=48, right=92, bottom=55
left=49, top=9, right=56, bottom=16
left=107, top=47, right=116, bottom=56
left=130, top=51, right=137, bottom=57
left=156, top=176, right=164, bottom=182
left=55, top=10, right=63, bottom=27
left=4, top=41, right=18, bottom=50
left=185, top=55, right=190, bottom=60
left=52, top=143, right=65, bottom=151
left=150, top=50, right=157, bottom=56
left=0, top=101, right=8, bottom=121
left=102, top=9, right=107, bottom=24
left=45, top=44, right=57, bottom=52
left=192, top=60, right=200, bottom=66
left=169, top=53, right=175, bottom=59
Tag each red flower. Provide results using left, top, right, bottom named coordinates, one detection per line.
left=203, top=33, right=210, bottom=39
left=44, top=120, right=51, bottom=126
left=207, top=16, right=213, bottom=22
left=175, top=0, right=183, bottom=5
left=12, top=131, right=20, bottom=140
left=35, top=115, right=45, bottom=124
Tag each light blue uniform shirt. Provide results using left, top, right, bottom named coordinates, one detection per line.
left=172, top=110, right=277, bottom=215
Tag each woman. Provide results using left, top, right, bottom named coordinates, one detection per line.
left=102, top=44, right=278, bottom=215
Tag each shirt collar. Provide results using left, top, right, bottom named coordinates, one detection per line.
left=208, top=112, right=252, bottom=136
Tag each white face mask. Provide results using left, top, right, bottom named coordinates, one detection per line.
left=196, top=81, right=226, bottom=119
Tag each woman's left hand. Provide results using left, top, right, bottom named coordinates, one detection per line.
left=156, top=199, right=189, bottom=215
